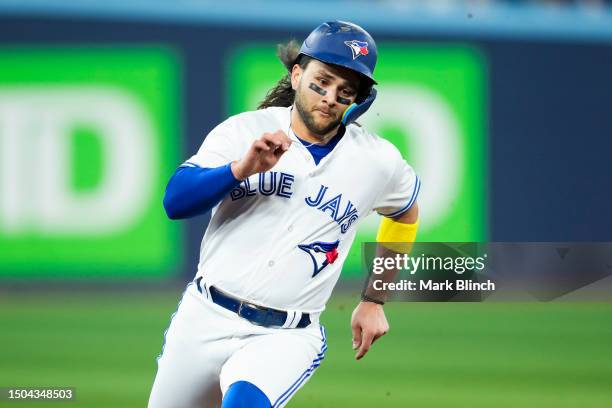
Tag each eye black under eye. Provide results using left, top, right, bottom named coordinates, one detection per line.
left=336, top=96, right=352, bottom=105
left=309, top=82, right=327, bottom=96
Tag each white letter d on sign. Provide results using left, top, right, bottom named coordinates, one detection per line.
left=0, top=86, right=155, bottom=236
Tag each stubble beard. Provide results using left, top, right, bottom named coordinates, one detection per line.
left=294, top=88, right=342, bottom=138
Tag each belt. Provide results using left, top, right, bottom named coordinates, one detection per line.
left=196, top=277, right=311, bottom=329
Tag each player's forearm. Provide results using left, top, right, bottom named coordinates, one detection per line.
left=361, top=244, right=401, bottom=304
left=163, top=163, right=240, bottom=219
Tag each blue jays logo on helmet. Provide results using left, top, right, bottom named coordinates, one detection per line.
left=344, top=40, right=370, bottom=60
left=297, top=20, right=377, bottom=84
left=298, top=240, right=340, bottom=277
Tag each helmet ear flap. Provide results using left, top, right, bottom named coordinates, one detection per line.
left=356, top=79, right=374, bottom=104
left=342, top=87, right=377, bottom=126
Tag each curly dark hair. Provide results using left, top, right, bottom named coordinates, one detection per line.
left=257, top=40, right=313, bottom=109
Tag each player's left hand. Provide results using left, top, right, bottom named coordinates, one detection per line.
left=350, top=301, right=389, bottom=360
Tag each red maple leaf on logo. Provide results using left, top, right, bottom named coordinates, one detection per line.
left=360, top=46, right=369, bottom=56
left=326, top=248, right=339, bottom=264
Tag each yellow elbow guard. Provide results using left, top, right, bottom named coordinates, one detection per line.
left=376, top=217, right=419, bottom=253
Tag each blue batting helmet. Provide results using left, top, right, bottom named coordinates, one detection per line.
left=298, top=20, right=378, bottom=85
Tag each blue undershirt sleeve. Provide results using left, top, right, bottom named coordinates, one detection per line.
left=163, top=163, right=241, bottom=220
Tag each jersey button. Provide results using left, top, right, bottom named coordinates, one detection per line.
left=308, top=172, right=314, bottom=177
left=268, top=260, right=275, bottom=267
left=288, top=225, right=294, bottom=232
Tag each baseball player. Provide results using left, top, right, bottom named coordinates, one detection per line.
left=148, top=20, right=420, bottom=408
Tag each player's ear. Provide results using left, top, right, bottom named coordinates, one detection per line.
left=290, top=64, right=302, bottom=91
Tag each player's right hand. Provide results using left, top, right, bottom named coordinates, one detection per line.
left=231, top=130, right=292, bottom=180
left=351, top=301, right=389, bottom=360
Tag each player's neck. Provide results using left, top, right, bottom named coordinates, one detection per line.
left=290, top=106, right=339, bottom=145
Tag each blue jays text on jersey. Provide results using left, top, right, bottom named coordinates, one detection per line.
left=230, top=171, right=359, bottom=235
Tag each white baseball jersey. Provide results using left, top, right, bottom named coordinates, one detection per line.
left=182, top=106, right=419, bottom=313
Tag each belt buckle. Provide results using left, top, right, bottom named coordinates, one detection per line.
left=237, top=301, right=266, bottom=326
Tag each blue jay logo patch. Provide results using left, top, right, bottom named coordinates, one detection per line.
left=298, top=240, right=340, bottom=277
left=344, top=40, right=369, bottom=60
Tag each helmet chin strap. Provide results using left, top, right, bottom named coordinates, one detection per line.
left=341, top=87, right=377, bottom=126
